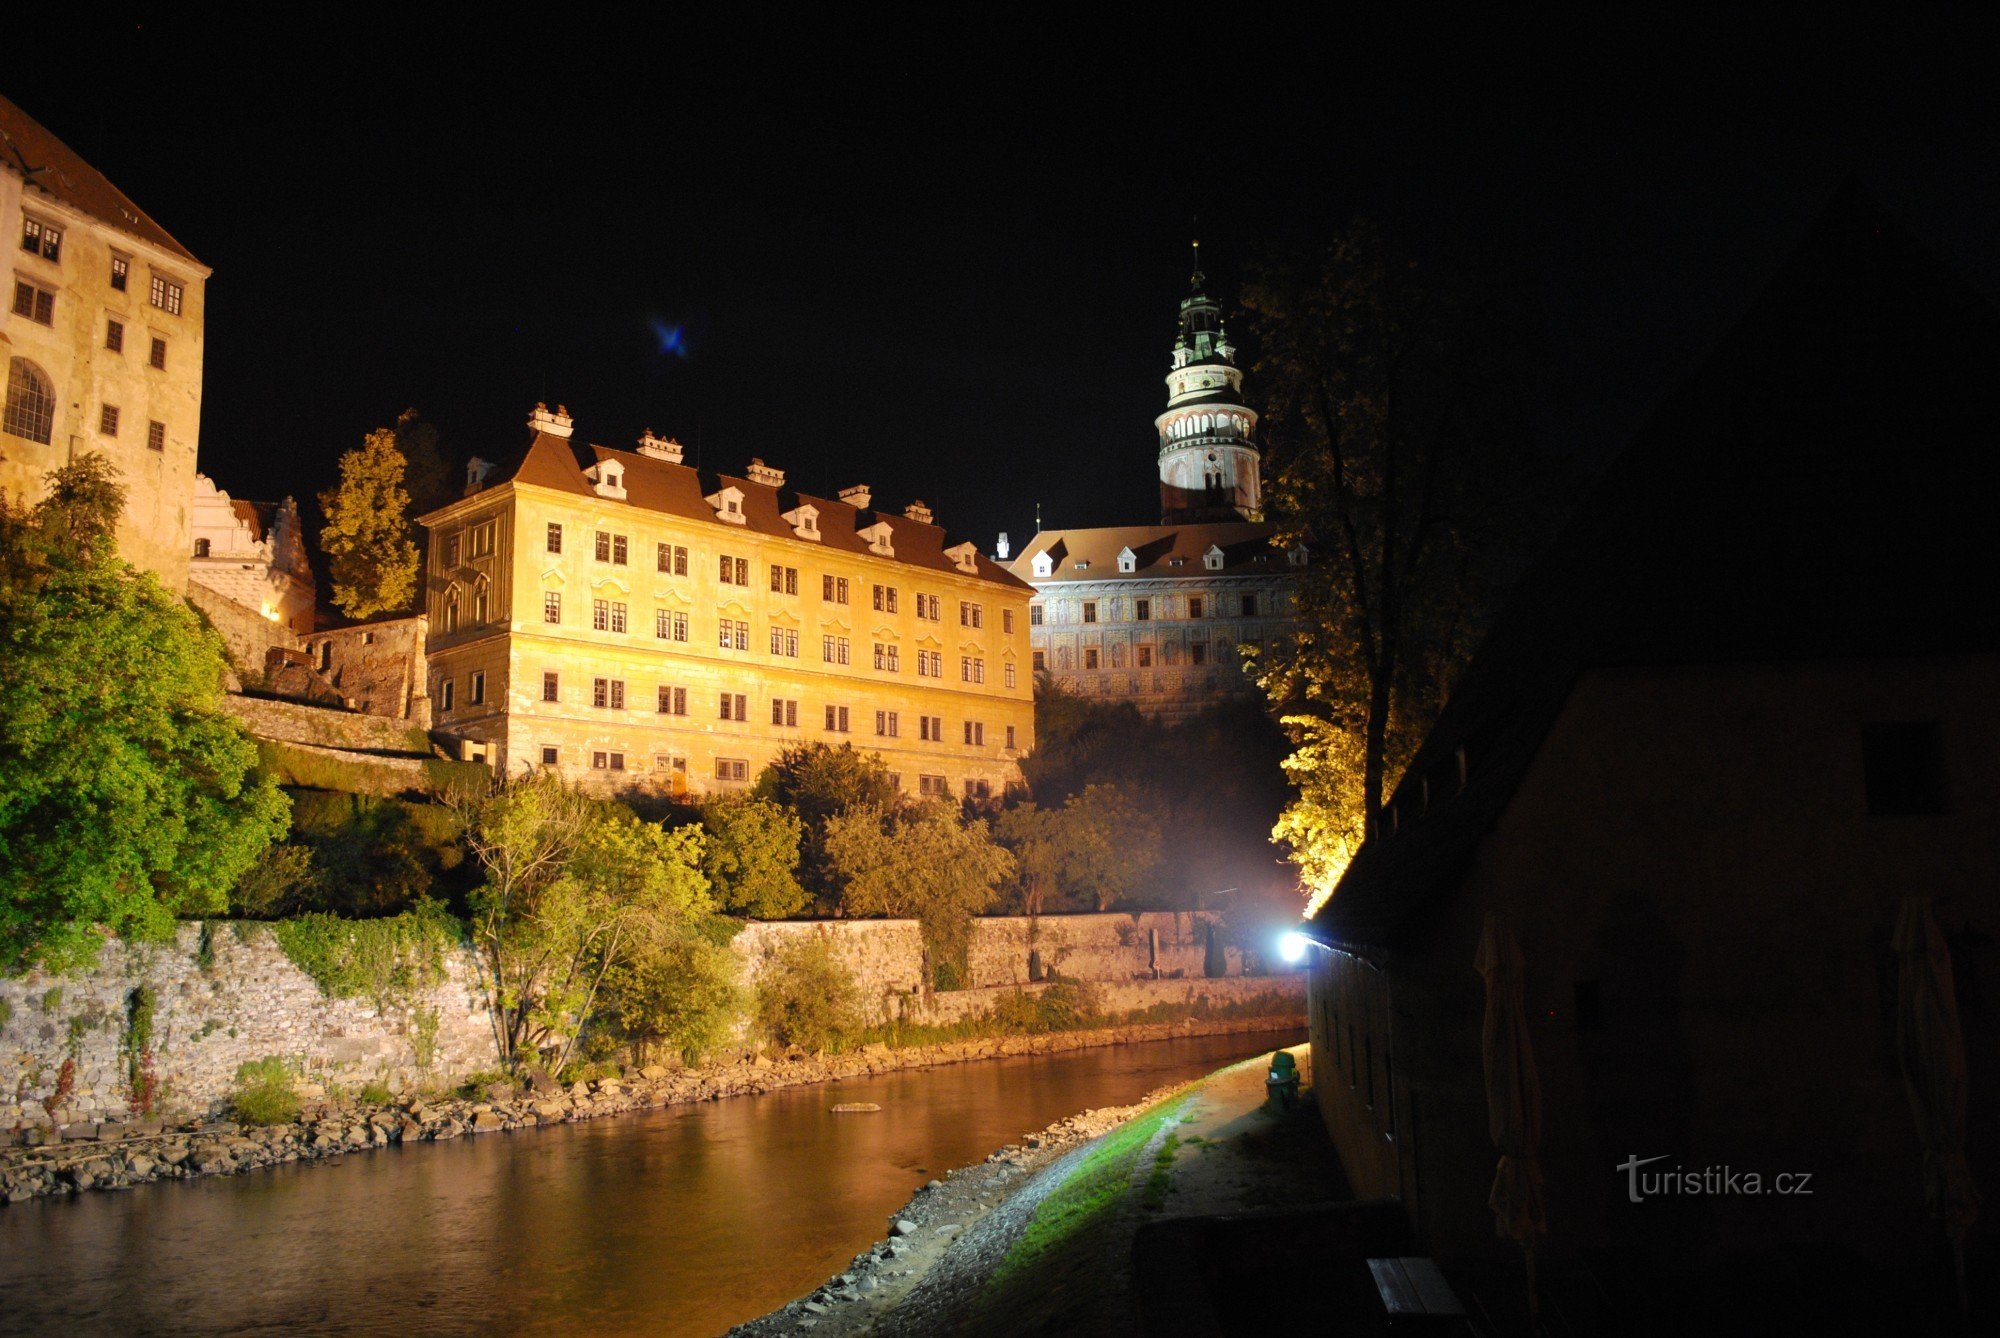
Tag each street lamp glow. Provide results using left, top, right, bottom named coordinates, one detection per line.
left=1279, top=930, right=1310, bottom=965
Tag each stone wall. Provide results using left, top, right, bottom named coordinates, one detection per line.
left=222, top=694, right=434, bottom=756
left=731, top=912, right=1264, bottom=1023
left=910, top=975, right=1304, bottom=1026
left=0, top=925, right=498, bottom=1128
left=304, top=615, right=431, bottom=724
left=186, top=582, right=299, bottom=685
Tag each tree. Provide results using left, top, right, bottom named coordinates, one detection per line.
left=752, top=933, right=865, bottom=1052
left=995, top=784, right=1162, bottom=918
left=457, top=773, right=716, bottom=1072
left=697, top=794, right=809, bottom=919
left=391, top=408, right=456, bottom=521
left=598, top=915, right=742, bottom=1065
left=825, top=801, right=1013, bottom=991
left=1242, top=222, right=1542, bottom=903
left=752, top=742, right=899, bottom=902
left=318, top=426, right=420, bottom=618
left=0, top=458, right=289, bottom=971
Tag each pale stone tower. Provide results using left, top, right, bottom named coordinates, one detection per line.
left=1156, top=243, right=1261, bottom=524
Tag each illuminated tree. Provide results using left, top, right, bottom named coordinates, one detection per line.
left=1243, top=223, right=1544, bottom=902
left=0, top=458, right=289, bottom=971
left=825, top=801, right=1013, bottom=991
left=318, top=426, right=420, bottom=618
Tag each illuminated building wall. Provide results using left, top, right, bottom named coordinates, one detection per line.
left=420, top=406, right=1034, bottom=797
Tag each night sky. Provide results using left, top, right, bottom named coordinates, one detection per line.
left=10, top=14, right=1998, bottom=549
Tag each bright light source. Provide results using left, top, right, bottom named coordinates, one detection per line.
left=1279, top=930, right=1310, bottom=964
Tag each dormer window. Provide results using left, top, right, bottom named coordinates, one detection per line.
left=1073, top=560, right=1090, bottom=571
left=944, top=541, right=980, bottom=574
left=857, top=520, right=895, bottom=556
left=1203, top=544, right=1225, bottom=572
left=707, top=485, right=748, bottom=524
left=1031, top=552, right=1053, bottom=578
left=784, top=504, right=822, bottom=540
left=1117, top=547, right=1137, bottom=573
left=1288, top=545, right=1309, bottom=568
left=1169, top=557, right=1187, bottom=568
left=587, top=461, right=627, bottom=500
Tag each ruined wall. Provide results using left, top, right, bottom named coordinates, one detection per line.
left=305, top=615, right=430, bottom=724
left=0, top=925, right=498, bottom=1129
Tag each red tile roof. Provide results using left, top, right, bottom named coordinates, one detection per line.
left=1007, top=521, right=1287, bottom=582
left=0, top=94, right=202, bottom=266
left=474, top=430, right=1031, bottom=592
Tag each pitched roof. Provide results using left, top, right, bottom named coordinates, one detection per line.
left=1316, top=184, right=2000, bottom=948
left=1007, top=521, right=1289, bottom=583
left=454, top=431, right=1031, bottom=591
left=0, top=94, right=202, bottom=266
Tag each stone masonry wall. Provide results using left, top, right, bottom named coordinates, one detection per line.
left=186, top=582, right=299, bottom=684
left=222, top=694, right=434, bottom=755
left=731, top=912, right=1260, bottom=1024
left=2, top=913, right=1294, bottom=1127
left=0, top=925, right=497, bottom=1129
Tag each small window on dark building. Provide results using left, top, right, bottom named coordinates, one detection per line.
left=1863, top=722, right=1949, bottom=815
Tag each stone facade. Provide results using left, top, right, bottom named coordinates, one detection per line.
left=187, top=475, right=315, bottom=633
left=1, top=94, right=209, bottom=586
left=186, top=580, right=302, bottom=686
left=0, top=924, right=498, bottom=1127
left=302, top=614, right=431, bottom=724
left=221, top=694, right=433, bottom=755
left=421, top=406, right=1035, bottom=799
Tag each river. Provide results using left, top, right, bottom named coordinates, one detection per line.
left=0, top=1029, right=1300, bottom=1336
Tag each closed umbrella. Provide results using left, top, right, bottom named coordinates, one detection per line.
left=1476, top=913, right=1546, bottom=1312
left=1894, top=896, right=1980, bottom=1312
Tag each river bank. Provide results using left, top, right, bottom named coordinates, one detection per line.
left=0, top=1012, right=1302, bottom=1206
left=731, top=1042, right=1344, bottom=1336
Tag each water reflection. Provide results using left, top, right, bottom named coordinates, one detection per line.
left=0, top=1030, right=1300, bottom=1337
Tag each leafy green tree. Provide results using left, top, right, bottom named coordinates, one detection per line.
left=598, top=915, right=742, bottom=1065
left=826, top=802, right=1013, bottom=991
left=0, top=458, right=289, bottom=972
left=1242, top=222, right=1549, bottom=902
left=697, top=794, right=809, bottom=919
left=457, top=773, right=716, bottom=1071
left=996, top=784, right=1160, bottom=917
left=318, top=426, right=420, bottom=618
left=753, top=933, right=865, bottom=1051
left=752, top=742, right=900, bottom=901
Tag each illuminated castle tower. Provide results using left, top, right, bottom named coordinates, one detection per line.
left=1155, top=243, right=1261, bottom=524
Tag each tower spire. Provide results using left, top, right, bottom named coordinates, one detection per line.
left=1155, top=247, right=1262, bottom=524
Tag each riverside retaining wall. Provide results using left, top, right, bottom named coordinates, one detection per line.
left=1, top=913, right=1303, bottom=1127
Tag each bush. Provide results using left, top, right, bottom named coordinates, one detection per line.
left=754, top=934, right=864, bottom=1052
left=271, top=900, right=461, bottom=1009
left=232, top=1056, right=301, bottom=1125
left=357, top=1079, right=392, bottom=1104
left=598, top=915, right=743, bottom=1065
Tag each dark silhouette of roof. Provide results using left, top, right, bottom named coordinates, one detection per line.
left=1315, top=182, right=2000, bottom=947
left=0, top=94, right=202, bottom=266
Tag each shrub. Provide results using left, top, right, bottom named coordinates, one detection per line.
left=271, top=900, right=461, bottom=1009
left=754, top=934, right=864, bottom=1052
left=232, top=1056, right=301, bottom=1125
left=598, top=915, right=743, bottom=1065
left=357, top=1079, right=393, bottom=1105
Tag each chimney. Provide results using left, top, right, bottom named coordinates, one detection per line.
left=636, top=429, right=684, bottom=463
left=839, top=484, right=872, bottom=510
left=746, top=458, right=786, bottom=488
left=903, top=499, right=934, bottom=525
left=996, top=531, right=1011, bottom=560
left=528, top=402, right=574, bottom=439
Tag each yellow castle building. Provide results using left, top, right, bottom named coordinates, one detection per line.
left=1, top=94, right=208, bottom=585
left=419, top=405, right=1034, bottom=798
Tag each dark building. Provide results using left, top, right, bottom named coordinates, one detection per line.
left=1303, top=189, right=1999, bottom=1288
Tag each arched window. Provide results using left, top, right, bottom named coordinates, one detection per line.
left=444, top=585, right=461, bottom=633
left=472, top=577, right=489, bottom=625
left=3, top=359, right=55, bottom=445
